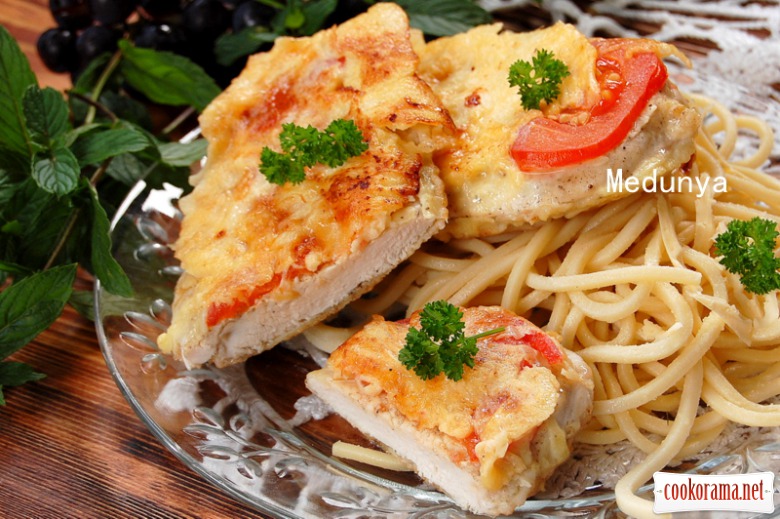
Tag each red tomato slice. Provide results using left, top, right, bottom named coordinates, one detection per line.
left=206, top=273, right=282, bottom=327
left=511, top=41, right=668, bottom=172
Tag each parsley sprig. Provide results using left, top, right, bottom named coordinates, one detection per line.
left=714, top=217, right=780, bottom=295
left=260, top=119, right=368, bottom=185
left=508, top=49, right=570, bottom=111
left=398, top=301, right=504, bottom=382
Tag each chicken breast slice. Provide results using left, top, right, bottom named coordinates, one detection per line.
left=157, top=4, right=454, bottom=367
left=416, top=23, right=701, bottom=239
left=306, top=305, right=594, bottom=517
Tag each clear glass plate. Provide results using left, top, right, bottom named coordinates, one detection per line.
left=95, top=76, right=780, bottom=518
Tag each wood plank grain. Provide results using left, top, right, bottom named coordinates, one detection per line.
left=0, top=307, right=262, bottom=519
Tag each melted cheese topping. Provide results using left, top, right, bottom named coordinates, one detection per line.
left=327, top=306, right=580, bottom=489
left=417, top=23, right=700, bottom=238
left=158, top=4, right=454, bottom=360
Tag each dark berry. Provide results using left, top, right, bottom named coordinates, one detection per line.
left=220, top=0, right=244, bottom=9
left=133, top=23, right=185, bottom=52
left=49, top=0, right=92, bottom=30
left=37, top=28, right=79, bottom=73
left=182, top=0, right=229, bottom=41
left=137, top=0, right=182, bottom=19
left=232, top=1, right=275, bottom=32
left=88, top=0, right=137, bottom=25
left=76, top=25, right=119, bottom=62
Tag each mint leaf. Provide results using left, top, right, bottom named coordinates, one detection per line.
left=0, top=264, right=76, bottom=359
left=0, top=26, right=37, bottom=158
left=157, top=139, right=207, bottom=167
left=0, top=169, right=18, bottom=206
left=99, top=91, right=153, bottom=131
left=32, top=147, right=80, bottom=196
left=23, top=85, right=70, bottom=149
left=394, top=0, right=492, bottom=36
left=0, top=361, right=45, bottom=386
left=104, top=153, right=149, bottom=185
left=0, top=361, right=46, bottom=405
left=70, top=126, right=150, bottom=166
left=215, top=27, right=278, bottom=66
left=300, top=0, right=338, bottom=35
left=118, top=40, right=221, bottom=112
left=86, top=182, right=133, bottom=297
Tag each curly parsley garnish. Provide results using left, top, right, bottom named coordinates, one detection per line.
left=508, top=49, right=570, bottom=111
left=398, top=301, right=505, bottom=382
left=713, top=216, right=780, bottom=295
left=260, top=119, right=368, bottom=185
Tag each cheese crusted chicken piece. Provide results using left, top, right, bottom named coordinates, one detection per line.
left=157, top=4, right=454, bottom=367
left=416, top=23, right=701, bottom=239
left=306, top=306, right=593, bottom=517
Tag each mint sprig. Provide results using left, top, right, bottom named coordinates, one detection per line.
left=0, top=24, right=219, bottom=404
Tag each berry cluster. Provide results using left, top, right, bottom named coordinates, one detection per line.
left=38, top=0, right=283, bottom=85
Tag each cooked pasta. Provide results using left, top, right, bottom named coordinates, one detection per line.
left=310, top=94, right=779, bottom=517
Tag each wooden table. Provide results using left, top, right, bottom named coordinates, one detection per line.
left=0, top=1, right=262, bottom=517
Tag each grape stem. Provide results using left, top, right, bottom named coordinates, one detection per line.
left=69, top=92, right=118, bottom=124
left=85, top=50, right=122, bottom=125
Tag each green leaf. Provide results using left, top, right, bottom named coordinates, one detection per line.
left=70, top=127, right=150, bottom=167
left=99, top=91, right=153, bottom=131
left=23, top=85, right=70, bottom=149
left=157, top=139, right=207, bottom=167
left=0, top=361, right=45, bottom=387
left=104, top=152, right=150, bottom=185
left=68, top=289, right=95, bottom=321
left=69, top=53, right=112, bottom=95
left=0, top=359, right=46, bottom=406
left=85, top=182, right=133, bottom=297
left=300, top=0, right=338, bottom=35
left=0, top=264, right=76, bottom=359
left=10, top=183, right=79, bottom=270
left=118, top=40, right=221, bottom=112
left=63, top=122, right=105, bottom=148
left=0, top=169, right=19, bottom=207
left=0, top=260, right=29, bottom=275
left=393, top=0, right=492, bottom=36
left=32, top=147, right=80, bottom=196
left=0, top=25, right=37, bottom=158
left=215, top=27, right=279, bottom=66
left=0, top=300, right=62, bottom=361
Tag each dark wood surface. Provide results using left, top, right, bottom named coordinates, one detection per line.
left=0, top=1, right=263, bottom=518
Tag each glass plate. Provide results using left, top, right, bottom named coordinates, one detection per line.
left=95, top=76, right=780, bottom=518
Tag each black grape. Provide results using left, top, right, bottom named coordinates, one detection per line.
left=88, top=0, right=137, bottom=25
left=232, top=1, right=275, bottom=33
left=133, top=23, right=185, bottom=52
left=182, top=0, right=230, bottom=42
left=137, top=0, right=182, bottom=19
left=49, top=0, right=92, bottom=30
left=76, top=25, right=119, bottom=62
left=37, top=28, right=79, bottom=72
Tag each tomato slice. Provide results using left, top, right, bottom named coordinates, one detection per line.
left=511, top=40, right=668, bottom=172
left=206, top=273, right=282, bottom=327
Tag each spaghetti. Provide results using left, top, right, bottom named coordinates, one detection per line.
left=309, top=94, right=780, bottom=517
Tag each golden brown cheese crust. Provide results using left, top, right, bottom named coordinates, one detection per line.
left=158, top=3, right=454, bottom=365
left=417, top=23, right=701, bottom=239
left=324, top=306, right=592, bottom=491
